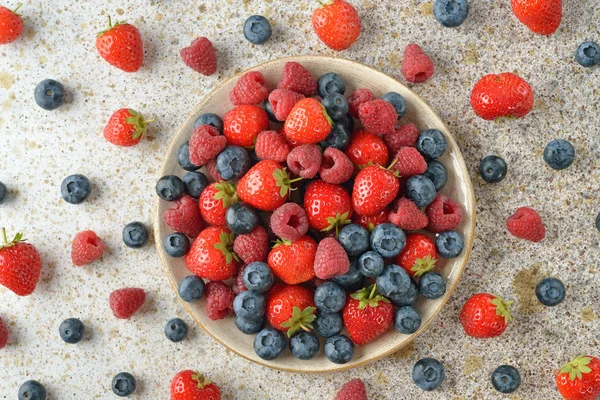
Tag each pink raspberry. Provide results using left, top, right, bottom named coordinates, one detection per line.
left=205, top=159, right=224, bottom=182
left=314, top=237, right=350, bottom=279
left=389, top=198, right=428, bottom=231
left=319, top=147, right=353, bottom=184
left=188, top=125, right=227, bottom=167
left=229, top=71, right=269, bottom=106
left=286, top=144, right=322, bottom=179
left=180, top=37, right=217, bottom=76
left=348, top=88, right=376, bottom=118
left=268, top=89, right=305, bottom=121
left=255, top=130, right=291, bottom=162
left=384, top=123, right=420, bottom=153
left=270, top=203, right=309, bottom=241
left=233, top=226, right=269, bottom=264
left=402, top=43, right=435, bottom=83
left=358, top=99, right=397, bottom=135
left=391, top=147, right=427, bottom=177
left=205, top=281, right=235, bottom=321
left=71, top=230, right=105, bottom=266
left=232, top=265, right=248, bottom=294
left=277, top=62, right=318, bottom=96
left=163, top=195, right=204, bottom=238
left=335, top=379, right=367, bottom=400
left=426, top=194, right=463, bottom=233
left=506, top=207, right=545, bottom=242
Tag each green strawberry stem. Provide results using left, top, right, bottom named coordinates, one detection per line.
left=316, top=0, right=335, bottom=7
left=213, top=231, right=240, bottom=264
left=411, top=255, right=437, bottom=277
left=491, top=296, right=513, bottom=324
left=0, top=228, right=26, bottom=250
left=321, top=211, right=351, bottom=236
left=273, top=168, right=302, bottom=198
left=561, top=355, right=593, bottom=381
left=385, top=158, right=401, bottom=178
left=280, top=306, right=316, bottom=338
left=272, top=239, right=292, bottom=248
left=213, top=181, right=239, bottom=208
left=191, top=371, right=212, bottom=389
left=13, top=3, right=23, bottom=13
left=320, top=104, right=334, bottom=126
left=351, top=284, right=390, bottom=310
left=126, top=109, right=154, bottom=140
left=97, top=16, right=126, bottom=37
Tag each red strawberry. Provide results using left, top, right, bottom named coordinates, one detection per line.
left=511, top=0, right=562, bottom=35
left=506, top=206, right=545, bottom=242
left=277, top=62, right=318, bottom=96
left=71, top=230, right=105, bottom=267
left=470, top=73, right=534, bottom=120
left=189, top=125, right=227, bottom=167
left=401, top=44, right=435, bottom=83
left=229, top=71, right=269, bottom=106
left=0, top=3, right=23, bottom=45
left=304, top=180, right=353, bottom=233
left=358, top=99, right=397, bottom=136
left=352, top=165, right=399, bottom=216
left=199, top=181, right=238, bottom=226
left=184, top=226, right=239, bottom=281
left=395, top=233, right=438, bottom=277
left=223, top=105, right=269, bottom=147
left=180, top=37, right=217, bottom=76
left=284, top=98, right=333, bottom=145
left=345, top=130, right=389, bottom=169
left=388, top=198, right=428, bottom=231
left=351, top=208, right=390, bottom=232
left=268, top=236, right=317, bottom=285
left=390, top=147, right=427, bottom=177
left=459, top=293, right=512, bottom=338
left=103, top=108, right=153, bottom=147
left=233, top=226, right=269, bottom=264
left=0, top=229, right=41, bottom=296
left=343, top=285, right=394, bottom=345
left=266, top=283, right=316, bottom=337
left=163, top=195, right=205, bottom=238
left=314, top=237, right=350, bottom=279
left=109, top=288, right=146, bottom=319
left=170, top=370, right=221, bottom=400
left=237, top=160, right=300, bottom=211
left=96, top=17, right=143, bottom=73
left=268, top=89, right=305, bottom=121
left=312, top=0, right=361, bottom=51
left=0, top=317, right=7, bottom=349
left=556, top=355, right=600, bottom=400
left=334, top=379, right=367, bottom=400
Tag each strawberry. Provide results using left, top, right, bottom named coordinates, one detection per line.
left=345, top=130, right=389, bottom=169
left=556, top=355, right=600, bottom=400
left=198, top=181, right=238, bottom=226
left=180, top=37, right=217, bottom=76
left=395, top=233, right=438, bottom=277
left=170, top=370, right=221, bottom=400
left=223, top=105, right=269, bottom=147
left=0, top=317, right=8, bottom=349
left=0, top=3, right=23, bottom=45
left=352, top=208, right=390, bottom=232
left=109, top=288, right=146, bottom=319
left=303, top=180, right=353, bottom=233
left=312, top=0, right=361, bottom=51
left=266, top=283, right=316, bottom=337
left=96, top=16, right=143, bottom=73
left=284, top=98, right=333, bottom=145
left=103, top=108, right=153, bottom=147
left=511, top=0, right=562, bottom=35
left=459, top=293, right=513, bottom=338
left=352, top=164, right=399, bottom=216
left=0, top=229, right=41, bottom=296
left=268, top=236, right=317, bottom=285
left=343, top=285, right=394, bottom=345
left=184, top=226, right=239, bottom=281
left=237, top=160, right=301, bottom=211
left=470, top=73, right=534, bottom=120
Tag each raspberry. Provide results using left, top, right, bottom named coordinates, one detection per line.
left=109, top=288, right=146, bottom=319
left=391, top=147, right=427, bottom=177
left=334, top=379, right=367, bottom=400
left=314, top=237, right=350, bottom=279
left=352, top=208, right=390, bottom=231
left=402, top=43, right=435, bottom=83
left=506, top=207, right=545, bottom=242
left=180, top=37, right=217, bottom=76
left=270, top=203, right=309, bottom=241
left=233, top=226, right=269, bottom=264
left=189, top=125, right=227, bottom=167
left=205, top=159, right=224, bottom=181
left=163, top=195, right=204, bottom=238
left=286, top=144, right=322, bottom=179
left=426, top=194, right=463, bottom=233
left=277, top=61, right=318, bottom=96
left=348, top=88, right=376, bottom=118
left=389, top=198, right=428, bottom=231
left=71, top=230, right=105, bottom=266
left=205, top=281, right=235, bottom=320
left=0, top=317, right=8, bottom=349
left=358, top=99, right=397, bottom=135
left=268, top=89, right=305, bottom=121
left=229, top=71, right=269, bottom=106
left=232, top=265, right=248, bottom=294
left=319, top=147, right=353, bottom=184
left=255, top=130, right=291, bottom=162
left=384, top=123, right=420, bottom=154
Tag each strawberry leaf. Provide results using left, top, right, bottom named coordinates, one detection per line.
left=191, top=371, right=211, bottom=389
left=560, top=355, right=593, bottom=381
left=490, top=296, right=513, bottom=324
left=411, top=255, right=437, bottom=277
left=280, top=306, right=316, bottom=338
left=0, top=228, right=26, bottom=250
left=213, top=181, right=239, bottom=208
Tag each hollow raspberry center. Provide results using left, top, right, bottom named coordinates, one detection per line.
left=322, top=155, right=335, bottom=170
left=287, top=214, right=300, bottom=229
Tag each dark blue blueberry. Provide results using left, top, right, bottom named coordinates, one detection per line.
left=318, top=72, right=346, bottom=98
left=164, top=232, right=190, bottom=258
left=244, top=15, right=272, bottom=45
left=322, top=93, right=349, bottom=121
left=358, top=251, right=385, bottom=278
left=314, top=311, right=343, bottom=338
left=263, top=100, right=279, bottom=122
left=376, top=264, right=411, bottom=298
left=177, top=141, right=201, bottom=172
left=234, top=315, right=265, bottom=334
left=575, top=41, right=600, bottom=67
left=370, top=223, right=406, bottom=258
left=436, top=231, right=464, bottom=258
left=233, top=290, right=266, bottom=321
left=324, top=334, right=354, bottom=364
left=419, top=272, right=446, bottom=299
left=122, top=221, right=149, bottom=248
left=217, top=146, right=251, bottom=181
left=182, top=171, right=208, bottom=199
left=34, top=79, right=65, bottom=111
left=321, top=122, right=351, bottom=150
left=382, top=92, right=407, bottom=119
left=335, top=113, right=355, bottom=133
left=405, top=175, right=436, bottom=207
left=195, top=113, right=223, bottom=133
left=254, top=327, right=287, bottom=360
left=479, top=155, right=507, bottom=184
left=156, top=175, right=184, bottom=201
left=394, top=306, right=422, bottom=334
left=596, top=211, right=600, bottom=232
left=59, top=318, right=85, bottom=344
left=412, top=358, right=445, bottom=391
left=417, top=129, right=447, bottom=160
left=423, top=160, right=447, bottom=191
left=164, top=318, right=188, bottom=342
left=434, top=0, right=469, bottom=27
left=535, top=278, right=566, bottom=307
left=178, top=275, right=205, bottom=302
left=389, top=278, right=420, bottom=307
left=225, top=203, right=258, bottom=235
left=338, top=224, right=370, bottom=257
left=543, top=139, right=575, bottom=170
left=290, top=331, right=320, bottom=360
left=491, top=365, right=521, bottom=394
left=111, top=372, right=136, bottom=397
left=18, top=380, right=47, bottom=400
left=242, top=262, right=274, bottom=293
left=61, top=174, right=91, bottom=204
left=332, top=260, right=364, bottom=291
left=314, top=282, right=346, bottom=313
left=0, top=182, right=8, bottom=205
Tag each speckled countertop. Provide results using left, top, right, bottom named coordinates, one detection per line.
left=1, top=0, right=600, bottom=399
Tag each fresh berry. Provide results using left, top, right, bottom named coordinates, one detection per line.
left=109, top=288, right=146, bottom=319
left=556, top=355, right=600, bottom=400
left=389, top=198, right=428, bottom=231
left=314, top=311, right=344, bottom=338
left=511, top=0, right=561, bottom=35
left=185, top=226, right=239, bottom=281
left=470, top=72, right=534, bottom=120
left=419, top=160, right=446, bottom=191
left=314, top=237, right=351, bottom=280
left=96, top=17, right=143, bottom=72
left=233, top=264, right=248, bottom=295
left=391, top=147, right=428, bottom=177
left=0, top=182, right=7, bottom=205
left=324, top=334, right=355, bottom=364
left=347, top=89, right=375, bottom=118
left=370, top=223, right=406, bottom=258
left=312, top=0, right=361, bottom=51
left=402, top=44, right=435, bottom=83
left=331, top=260, right=364, bottom=291
left=225, top=203, right=258, bottom=235
left=233, top=290, right=266, bottom=321
left=479, top=155, right=507, bottom=184
left=180, top=37, right=217, bottom=76
left=338, top=224, right=369, bottom=257
left=284, top=98, right=333, bottom=145
left=205, top=159, right=224, bottom=181
left=426, top=194, right=463, bottom=232
left=460, top=293, right=512, bottom=338
left=322, top=93, right=349, bottom=120
left=321, top=122, right=352, bottom=151
left=314, top=281, right=346, bottom=313
left=268, top=236, right=317, bottom=285
left=0, top=4, right=23, bottom=45
left=357, top=251, right=384, bottom=278
left=287, top=144, right=323, bottom=179
left=156, top=175, right=185, bottom=202
left=255, top=130, right=291, bottom=162
left=389, top=278, right=420, bottom=307
left=277, top=62, right=318, bottom=96
left=416, top=129, right=446, bottom=160
left=343, top=285, right=393, bottom=345
left=434, top=0, right=470, bottom=27
left=59, top=318, right=85, bottom=344
left=205, top=281, right=235, bottom=320
left=352, top=208, right=390, bottom=232
left=575, top=41, right=600, bottom=67
left=334, top=379, right=367, bottom=400
left=61, top=174, right=92, bottom=204
left=237, top=160, right=299, bottom=211
left=376, top=264, right=411, bottom=298
left=244, top=15, right=272, bottom=44
left=195, top=112, right=224, bottom=133
left=290, top=331, right=320, bottom=360
left=319, top=147, right=353, bottom=184
left=216, top=146, right=251, bottom=181
left=199, top=181, right=239, bottom=226
left=112, top=372, right=136, bottom=397
left=506, top=207, right=545, bottom=242
left=178, top=275, right=205, bottom=303
left=164, top=233, right=191, bottom=258
left=345, top=130, right=390, bottom=169
left=318, top=72, right=347, bottom=97
left=182, top=171, right=209, bottom=199
left=536, top=277, right=566, bottom=307
left=266, top=283, right=316, bottom=335
left=34, top=79, right=65, bottom=111
left=413, top=358, right=445, bottom=391
left=0, top=229, right=41, bottom=296
left=122, top=221, right=149, bottom=248
left=229, top=71, right=269, bottom=106
left=544, top=139, right=575, bottom=170
left=242, top=262, right=274, bottom=293
left=268, top=89, right=305, bottom=121
left=436, top=231, right=464, bottom=258
left=382, top=92, right=407, bottom=119
left=353, top=165, right=399, bottom=215
left=18, top=381, right=47, bottom=400
left=0, top=317, right=7, bottom=349
left=71, top=230, right=104, bottom=266
left=405, top=175, right=436, bottom=207
left=223, top=105, right=269, bottom=147
left=304, top=180, right=353, bottom=233
left=235, top=314, right=264, bottom=334
left=384, top=123, right=420, bottom=154
left=419, top=272, right=446, bottom=299
left=164, top=318, right=188, bottom=343
left=163, top=195, right=204, bottom=238
left=358, top=99, right=397, bottom=135
left=270, top=203, right=309, bottom=241
left=233, top=226, right=269, bottom=264
left=394, top=306, right=421, bottom=334
left=189, top=124, right=227, bottom=167
left=395, top=233, right=438, bottom=277
left=492, top=365, right=521, bottom=394
left=254, top=327, right=287, bottom=360
left=170, top=370, right=221, bottom=400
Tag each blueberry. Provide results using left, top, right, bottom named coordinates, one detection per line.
left=195, top=113, right=223, bottom=133
left=405, top=175, right=436, bottom=207
left=436, top=231, right=464, bottom=258
left=575, top=41, right=600, bottom=67
left=376, top=264, right=411, bottom=298
left=217, top=146, right=251, bottom=181
left=314, top=282, right=346, bottom=313
left=320, top=122, right=351, bottom=150
left=479, top=155, right=508, bottom=184
left=290, top=331, right=320, bottom=360
left=324, top=334, right=354, bottom=364
left=225, top=203, right=258, bottom=235
left=419, top=272, right=446, bottom=299
left=178, top=275, right=205, bottom=302
left=394, top=306, right=422, bottom=334
left=177, top=141, right=200, bottom=172
left=61, top=174, right=92, bottom=204
left=164, top=318, right=188, bottom=342
left=389, top=278, right=420, bottom=307
left=318, top=72, right=346, bottom=98
left=164, top=232, right=190, bottom=257
left=335, top=113, right=355, bottom=133
left=338, top=224, right=370, bottom=257
left=112, top=372, right=136, bottom=397
left=34, top=79, right=65, bottom=111
left=244, top=15, right=272, bottom=45
left=358, top=251, right=385, bottom=278
left=535, top=278, right=566, bottom=307
left=543, top=139, right=575, bottom=170
left=423, top=160, right=447, bottom=191
left=263, top=100, right=279, bottom=122
left=122, top=221, right=149, bottom=248
left=412, top=358, right=445, bottom=391
left=0, top=182, right=8, bottom=205
left=370, top=223, right=406, bottom=258
left=434, top=0, right=469, bottom=27
left=417, top=129, right=447, bottom=160
left=332, top=260, right=364, bottom=291
left=234, top=315, right=265, bottom=334
left=242, top=262, right=274, bottom=293
left=18, top=380, right=47, bottom=400
left=156, top=175, right=185, bottom=201
left=182, top=171, right=208, bottom=199
left=314, top=311, right=343, bottom=338
left=596, top=211, right=600, bottom=232
left=59, top=318, right=85, bottom=344
left=233, top=291, right=266, bottom=321
left=382, top=92, right=407, bottom=119
left=322, top=93, right=349, bottom=121
left=491, top=365, right=521, bottom=394
left=254, top=327, right=287, bottom=360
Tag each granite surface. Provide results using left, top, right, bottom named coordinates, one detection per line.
left=1, top=0, right=600, bottom=399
